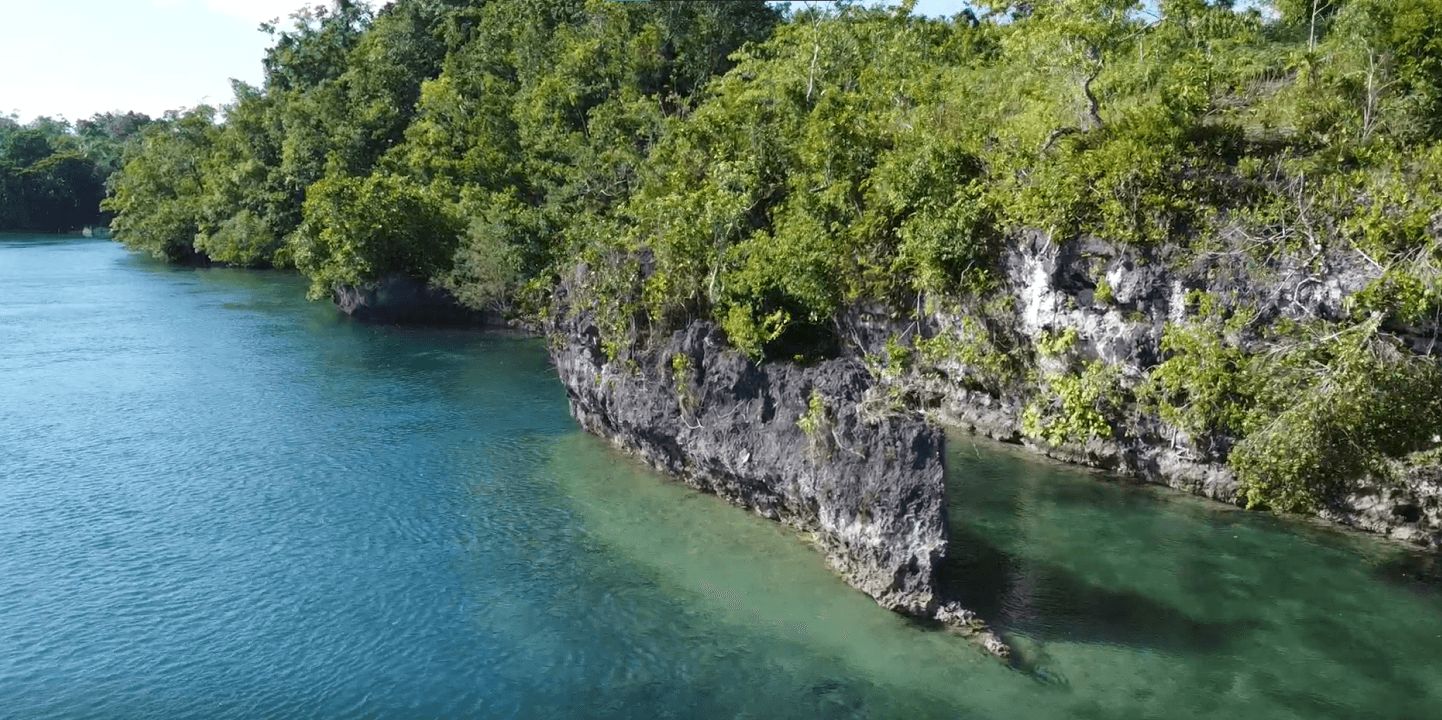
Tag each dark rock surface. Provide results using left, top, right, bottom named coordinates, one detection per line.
left=550, top=310, right=951, bottom=615
left=1325, top=460, right=1442, bottom=547
left=334, top=274, right=500, bottom=325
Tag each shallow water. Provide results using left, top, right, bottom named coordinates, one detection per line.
left=2, top=236, right=1440, bottom=719
left=940, top=440, right=1442, bottom=719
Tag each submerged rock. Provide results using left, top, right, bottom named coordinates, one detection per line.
left=935, top=601, right=1010, bottom=658
left=333, top=274, right=498, bottom=325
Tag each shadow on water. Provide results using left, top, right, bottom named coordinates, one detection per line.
left=937, top=523, right=1246, bottom=661
left=1371, top=549, right=1442, bottom=595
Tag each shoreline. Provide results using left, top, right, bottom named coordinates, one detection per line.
left=105, top=245, right=1442, bottom=562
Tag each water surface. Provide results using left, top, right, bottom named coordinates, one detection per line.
left=2, top=236, right=1440, bottom=719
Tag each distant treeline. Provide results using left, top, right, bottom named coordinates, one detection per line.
left=0, top=111, right=152, bottom=232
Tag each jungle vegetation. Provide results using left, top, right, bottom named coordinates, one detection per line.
left=103, top=0, right=1442, bottom=513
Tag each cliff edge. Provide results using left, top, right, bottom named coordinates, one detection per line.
left=548, top=263, right=1007, bottom=655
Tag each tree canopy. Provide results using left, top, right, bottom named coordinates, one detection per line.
left=101, top=0, right=1442, bottom=330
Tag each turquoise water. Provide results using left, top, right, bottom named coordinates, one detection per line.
left=2, top=236, right=1441, bottom=719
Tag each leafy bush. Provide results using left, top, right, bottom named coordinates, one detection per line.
left=195, top=209, right=285, bottom=268
left=796, top=388, right=833, bottom=460
left=291, top=173, right=461, bottom=299
left=1022, top=361, right=1122, bottom=447
left=1230, top=317, right=1442, bottom=511
left=1146, top=306, right=1442, bottom=512
left=105, top=107, right=218, bottom=262
left=1141, top=295, right=1255, bottom=449
left=915, top=315, right=1024, bottom=393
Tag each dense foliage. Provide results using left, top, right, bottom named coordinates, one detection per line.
left=104, top=0, right=1442, bottom=513
left=0, top=111, right=150, bottom=232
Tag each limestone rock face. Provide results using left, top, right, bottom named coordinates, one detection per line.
left=1327, top=462, right=1442, bottom=548
left=549, top=308, right=950, bottom=616
left=842, top=232, right=1441, bottom=550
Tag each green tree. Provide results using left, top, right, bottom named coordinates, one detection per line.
left=104, top=107, right=218, bottom=261
left=291, top=172, right=462, bottom=298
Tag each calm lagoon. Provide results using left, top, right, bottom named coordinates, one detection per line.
left=3, top=236, right=1441, bottom=719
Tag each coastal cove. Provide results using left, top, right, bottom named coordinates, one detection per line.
left=5, top=237, right=1442, bottom=718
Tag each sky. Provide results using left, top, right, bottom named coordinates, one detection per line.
left=0, top=0, right=975, bottom=126
left=1, top=0, right=327, bottom=123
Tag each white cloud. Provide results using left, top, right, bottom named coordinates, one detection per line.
left=149, top=0, right=340, bottom=25
left=205, top=0, right=321, bottom=25
left=207, top=0, right=377, bottom=25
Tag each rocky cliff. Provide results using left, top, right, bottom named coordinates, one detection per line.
left=547, top=264, right=1007, bottom=655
